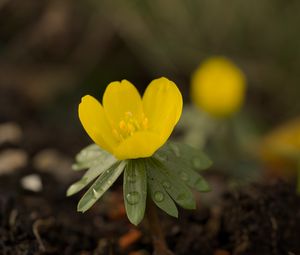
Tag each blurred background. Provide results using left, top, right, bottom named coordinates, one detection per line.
left=2, top=0, right=300, bottom=121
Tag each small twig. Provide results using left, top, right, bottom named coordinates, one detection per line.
left=146, top=198, right=174, bottom=255
left=9, top=209, right=18, bottom=228
left=32, top=217, right=55, bottom=252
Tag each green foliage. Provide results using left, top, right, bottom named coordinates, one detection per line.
left=67, top=145, right=117, bottom=196
left=146, top=157, right=196, bottom=210
left=72, top=144, right=113, bottom=171
left=147, top=167, right=178, bottom=218
left=68, top=142, right=212, bottom=224
left=156, top=141, right=211, bottom=192
left=123, top=160, right=147, bottom=225
left=77, top=161, right=126, bottom=212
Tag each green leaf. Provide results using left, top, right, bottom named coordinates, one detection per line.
left=146, top=158, right=196, bottom=210
left=123, top=159, right=147, bottom=226
left=147, top=166, right=178, bottom=218
left=72, top=144, right=109, bottom=171
left=155, top=141, right=211, bottom=192
left=155, top=154, right=210, bottom=193
left=77, top=161, right=126, bottom=212
left=67, top=153, right=117, bottom=196
left=157, top=141, right=212, bottom=171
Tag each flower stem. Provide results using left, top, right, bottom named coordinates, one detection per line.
left=146, top=198, right=174, bottom=255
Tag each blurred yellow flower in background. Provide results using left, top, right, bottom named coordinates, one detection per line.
left=191, top=57, right=246, bottom=117
left=78, top=77, right=182, bottom=160
left=260, top=118, right=300, bottom=178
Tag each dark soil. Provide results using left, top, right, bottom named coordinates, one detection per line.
left=1, top=167, right=299, bottom=255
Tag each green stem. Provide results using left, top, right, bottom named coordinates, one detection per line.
left=146, top=198, right=174, bottom=255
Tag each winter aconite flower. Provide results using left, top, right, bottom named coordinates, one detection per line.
left=260, top=118, right=300, bottom=177
left=260, top=118, right=300, bottom=193
left=191, top=57, right=246, bottom=117
left=79, top=77, right=182, bottom=160
left=67, top=77, right=212, bottom=226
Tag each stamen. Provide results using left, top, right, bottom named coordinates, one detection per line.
left=114, top=112, right=149, bottom=140
left=119, top=120, right=127, bottom=130
left=127, top=123, right=135, bottom=133
left=113, top=129, right=123, bottom=141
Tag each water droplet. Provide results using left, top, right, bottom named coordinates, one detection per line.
left=170, top=144, right=180, bottom=157
left=92, top=188, right=99, bottom=198
left=127, top=174, right=136, bottom=183
left=107, top=180, right=112, bottom=185
left=126, top=191, right=140, bottom=205
left=162, top=181, right=171, bottom=189
left=180, top=171, right=189, bottom=181
left=192, top=158, right=202, bottom=169
left=154, top=191, right=164, bottom=202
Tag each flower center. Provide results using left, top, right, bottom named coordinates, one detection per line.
left=113, top=111, right=148, bottom=141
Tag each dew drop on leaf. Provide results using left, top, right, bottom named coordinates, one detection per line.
left=92, top=188, right=99, bottom=198
left=154, top=191, right=164, bottom=202
left=126, top=191, right=140, bottom=205
left=127, top=174, right=136, bottom=183
left=162, top=181, right=171, bottom=189
left=180, top=171, right=189, bottom=181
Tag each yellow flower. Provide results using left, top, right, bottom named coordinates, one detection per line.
left=260, top=118, right=300, bottom=178
left=78, top=77, right=182, bottom=160
left=191, top=57, right=246, bottom=117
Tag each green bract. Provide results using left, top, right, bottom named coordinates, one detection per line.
left=67, top=141, right=212, bottom=225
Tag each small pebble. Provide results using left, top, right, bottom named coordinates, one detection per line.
left=21, top=174, right=43, bottom=192
left=0, top=149, right=28, bottom=175
left=33, top=149, right=73, bottom=181
left=0, top=122, right=22, bottom=144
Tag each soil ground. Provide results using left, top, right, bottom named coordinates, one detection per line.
left=1, top=167, right=299, bottom=255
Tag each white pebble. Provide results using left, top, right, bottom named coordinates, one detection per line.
left=21, top=174, right=43, bottom=192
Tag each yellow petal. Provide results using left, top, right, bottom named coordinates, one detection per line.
left=142, top=77, right=183, bottom=143
left=79, top=95, right=118, bottom=153
left=103, top=80, right=143, bottom=127
left=113, top=131, right=162, bottom=160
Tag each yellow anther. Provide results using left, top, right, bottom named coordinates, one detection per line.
left=119, top=120, right=127, bottom=130
left=116, top=112, right=149, bottom=139
left=127, top=123, right=135, bottom=133
left=113, top=129, right=122, bottom=141
left=133, top=119, right=140, bottom=129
